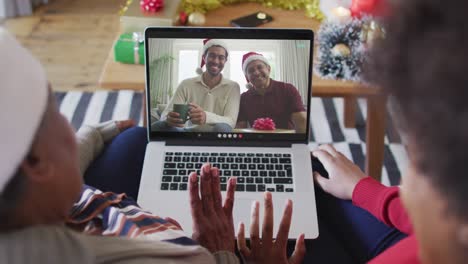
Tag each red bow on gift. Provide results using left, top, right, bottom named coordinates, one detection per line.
left=140, top=0, right=164, bottom=13
left=253, top=118, right=276, bottom=131
left=351, top=0, right=388, bottom=17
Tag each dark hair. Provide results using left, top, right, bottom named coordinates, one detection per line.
left=0, top=169, right=27, bottom=229
left=204, top=45, right=229, bottom=59
left=366, top=0, right=468, bottom=219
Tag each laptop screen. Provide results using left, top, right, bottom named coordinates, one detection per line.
left=145, top=28, right=313, bottom=145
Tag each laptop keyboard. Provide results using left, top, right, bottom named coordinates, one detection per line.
left=160, top=152, right=294, bottom=192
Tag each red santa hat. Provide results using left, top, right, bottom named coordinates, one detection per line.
left=242, top=52, right=270, bottom=88
left=196, top=38, right=229, bottom=75
left=0, top=28, right=48, bottom=193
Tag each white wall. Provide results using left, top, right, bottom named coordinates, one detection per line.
left=0, top=0, right=36, bottom=18
left=0, top=0, right=9, bottom=18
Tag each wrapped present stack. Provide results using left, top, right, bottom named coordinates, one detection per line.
left=120, top=0, right=181, bottom=33
left=114, top=0, right=181, bottom=64
left=114, top=32, right=145, bottom=65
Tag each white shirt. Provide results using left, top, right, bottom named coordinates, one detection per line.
left=161, top=75, right=240, bottom=128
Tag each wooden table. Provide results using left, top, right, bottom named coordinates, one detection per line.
left=98, top=3, right=386, bottom=180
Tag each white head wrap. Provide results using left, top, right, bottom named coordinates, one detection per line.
left=0, top=28, right=48, bottom=193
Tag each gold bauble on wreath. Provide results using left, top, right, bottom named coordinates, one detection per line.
left=188, top=12, right=206, bottom=26
left=331, top=43, right=351, bottom=57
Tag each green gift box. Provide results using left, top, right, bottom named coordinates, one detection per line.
left=114, top=32, right=145, bottom=65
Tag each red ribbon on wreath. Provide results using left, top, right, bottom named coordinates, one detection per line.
left=350, top=0, right=388, bottom=17
left=253, top=118, right=276, bottom=130
left=140, top=0, right=164, bottom=13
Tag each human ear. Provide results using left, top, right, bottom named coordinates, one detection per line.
left=457, top=224, right=468, bottom=247
left=19, top=151, right=54, bottom=184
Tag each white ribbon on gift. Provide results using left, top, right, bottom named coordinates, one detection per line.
left=132, top=32, right=144, bottom=64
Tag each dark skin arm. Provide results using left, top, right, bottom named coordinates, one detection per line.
left=291, top=111, right=307, bottom=133
left=189, top=163, right=237, bottom=253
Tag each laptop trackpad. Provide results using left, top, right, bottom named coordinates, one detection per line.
left=232, top=197, right=280, bottom=238
left=233, top=198, right=255, bottom=234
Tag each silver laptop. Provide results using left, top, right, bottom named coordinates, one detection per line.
left=138, top=27, right=318, bottom=239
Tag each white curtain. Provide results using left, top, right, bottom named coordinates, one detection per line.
left=0, top=0, right=48, bottom=18
left=148, top=39, right=174, bottom=108
left=278, top=40, right=311, bottom=105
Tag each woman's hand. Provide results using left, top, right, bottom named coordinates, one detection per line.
left=237, top=192, right=306, bottom=264
left=189, top=163, right=237, bottom=253
left=312, top=144, right=367, bottom=200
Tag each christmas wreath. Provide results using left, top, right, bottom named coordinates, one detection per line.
left=315, top=18, right=369, bottom=82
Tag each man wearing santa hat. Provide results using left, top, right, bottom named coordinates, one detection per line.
left=236, top=52, right=307, bottom=133
left=0, top=28, right=247, bottom=263
left=152, top=39, right=240, bottom=133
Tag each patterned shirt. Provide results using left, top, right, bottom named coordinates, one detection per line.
left=66, top=185, right=195, bottom=246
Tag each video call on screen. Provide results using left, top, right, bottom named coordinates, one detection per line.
left=148, top=38, right=311, bottom=135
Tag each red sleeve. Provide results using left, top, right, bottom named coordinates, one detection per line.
left=286, top=84, right=305, bottom=113
left=352, top=177, right=413, bottom=235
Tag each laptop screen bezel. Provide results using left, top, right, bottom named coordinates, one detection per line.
left=144, top=27, right=314, bottom=146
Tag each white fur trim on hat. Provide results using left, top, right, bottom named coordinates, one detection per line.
left=0, top=28, right=48, bottom=193
left=202, top=39, right=229, bottom=55
left=242, top=55, right=270, bottom=75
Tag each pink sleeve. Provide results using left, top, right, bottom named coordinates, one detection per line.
left=368, top=236, right=420, bottom=264
left=352, top=177, right=413, bottom=235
